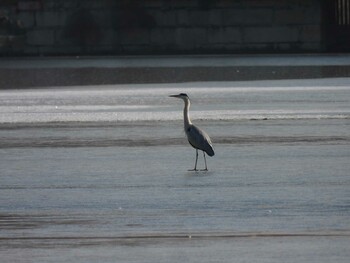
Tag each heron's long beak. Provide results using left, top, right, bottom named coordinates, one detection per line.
left=169, top=94, right=180, bottom=98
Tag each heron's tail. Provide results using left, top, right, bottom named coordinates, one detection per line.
left=205, top=146, right=215, bottom=157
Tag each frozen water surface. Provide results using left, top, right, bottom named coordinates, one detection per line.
left=0, top=78, right=350, bottom=262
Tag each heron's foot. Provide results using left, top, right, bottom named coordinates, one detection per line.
left=188, top=168, right=198, bottom=171
left=200, top=168, right=208, bottom=171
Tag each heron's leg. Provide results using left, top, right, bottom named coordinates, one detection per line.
left=189, top=149, right=198, bottom=171
left=201, top=151, right=208, bottom=171
left=194, top=149, right=198, bottom=170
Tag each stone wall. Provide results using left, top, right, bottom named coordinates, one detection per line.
left=1, top=0, right=324, bottom=55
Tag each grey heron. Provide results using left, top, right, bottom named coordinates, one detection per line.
left=169, top=93, right=214, bottom=171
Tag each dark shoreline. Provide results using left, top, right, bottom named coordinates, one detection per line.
left=1, top=65, right=350, bottom=89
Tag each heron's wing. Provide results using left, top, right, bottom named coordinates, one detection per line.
left=186, top=125, right=215, bottom=156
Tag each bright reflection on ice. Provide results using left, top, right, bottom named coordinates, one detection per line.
left=0, top=78, right=350, bottom=124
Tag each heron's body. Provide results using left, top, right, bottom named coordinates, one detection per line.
left=185, top=124, right=215, bottom=157
left=170, top=93, right=214, bottom=171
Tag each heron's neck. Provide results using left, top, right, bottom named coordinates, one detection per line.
left=183, top=99, right=192, bottom=129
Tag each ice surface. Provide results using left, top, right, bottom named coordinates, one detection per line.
left=0, top=78, right=349, bottom=262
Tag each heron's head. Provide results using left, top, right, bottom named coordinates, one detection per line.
left=169, top=93, right=189, bottom=101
